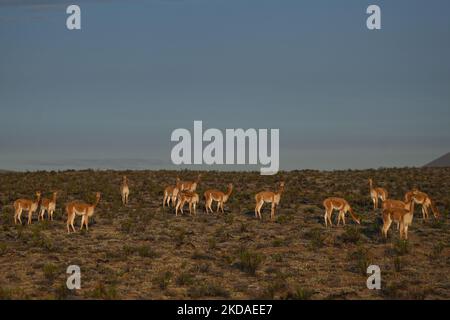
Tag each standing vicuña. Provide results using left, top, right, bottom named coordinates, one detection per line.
left=254, top=181, right=285, bottom=221
left=121, top=176, right=130, bottom=205
left=175, top=191, right=199, bottom=216
left=382, top=199, right=408, bottom=230
left=39, top=191, right=58, bottom=221
left=163, top=177, right=181, bottom=208
left=404, top=189, right=439, bottom=220
left=180, top=174, right=201, bottom=192
left=381, top=199, right=415, bottom=240
left=66, top=192, right=101, bottom=233
left=14, top=191, right=41, bottom=225
left=204, top=183, right=233, bottom=214
left=369, top=178, right=388, bottom=209
left=323, top=197, right=360, bottom=227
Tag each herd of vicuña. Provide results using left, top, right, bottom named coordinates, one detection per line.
left=12, top=175, right=440, bottom=239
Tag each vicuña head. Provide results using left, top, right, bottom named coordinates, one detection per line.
left=430, top=201, right=440, bottom=219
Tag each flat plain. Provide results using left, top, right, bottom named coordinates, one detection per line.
left=0, top=168, right=449, bottom=299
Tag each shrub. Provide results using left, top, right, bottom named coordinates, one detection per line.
left=271, top=253, right=283, bottom=263
left=394, top=239, right=410, bottom=256
left=187, top=282, right=230, bottom=298
left=0, top=242, right=7, bottom=256
left=175, top=272, right=195, bottom=286
left=154, top=271, right=173, bottom=290
left=239, top=223, right=249, bottom=233
left=285, top=287, right=315, bottom=300
left=174, top=229, right=186, bottom=247
left=54, top=282, right=72, bottom=300
left=120, top=219, right=134, bottom=233
left=0, top=287, right=13, bottom=300
left=305, top=207, right=315, bottom=214
left=208, top=237, right=217, bottom=250
left=348, top=246, right=372, bottom=275
left=429, top=242, right=445, bottom=259
left=136, top=245, right=160, bottom=258
left=214, top=226, right=231, bottom=243
left=263, top=273, right=288, bottom=299
left=237, top=248, right=263, bottom=276
left=224, top=214, right=234, bottom=224
left=89, top=282, right=118, bottom=300
left=191, top=250, right=211, bottom=260
left=393, top=256, right=402, bottom=272
left=340, top=226, right=362, bottom=244
left=43, top=263, right=59, bottom=282
left=304, top=228, right=325, bottom=249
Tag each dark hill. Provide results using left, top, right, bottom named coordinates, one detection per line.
left=424, top=152, right=450, bottom=167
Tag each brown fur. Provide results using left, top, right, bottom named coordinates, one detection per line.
left=163, top=177, right=181, bottom=208
left=204, top=183, right=233, bottom=214
left=175, top=191, right=199, bottom=216
left=120, top=176, right=130, bottom=205
left=323, top=197, right=360, bottom=227
left=254, top=181, right=285, bottom=221
left=369, top=178, right=388, bottom=209
left=405, top=189, right=439, bottom=220
left=179, top=174, right=201, bottom=192
left=14, top=191, right=41, bottom=225
left=39, top=191, right=58, bottom=221
left=66, top=192, right=101, bottom=233
left=381, top=200, right=415, bottom=240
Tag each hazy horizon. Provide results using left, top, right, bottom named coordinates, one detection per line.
left=1, top=0, right=450, bottom=171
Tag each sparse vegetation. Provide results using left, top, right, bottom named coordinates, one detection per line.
left=175, top=272, right=195, bottom=286
left=153, top=271, right=173, bottom=290
left=393, top=256, right=403, bottom=272
left=348, top=246, right=373, bottom=275
left=429, top=242, right=445, bottom=260
left=304, top=228, right=325, bottom=249
left=284, top=287, right=315, bottom=300
left=187, top=281, right=230, bottom=298
left=340, top=226, right=363, bottom=244
left=0, top=242, right=7, bottom=256
left=237, top=247, right=264, bottom=276
left=0, top=168, right=449, bottom=299
left=393, top=239, right=410, bottom=256
left=43, top=263, right=59, bottom=282
left=89, top=282, right=118, bottom=300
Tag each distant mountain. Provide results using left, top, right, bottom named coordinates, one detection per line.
left=424, top=152, right=450, bottom=167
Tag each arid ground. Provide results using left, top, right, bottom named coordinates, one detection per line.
left=0, top=168, right=449, bottom=300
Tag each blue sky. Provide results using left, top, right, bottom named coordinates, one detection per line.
left=1, top=0, right=449, bottom=171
